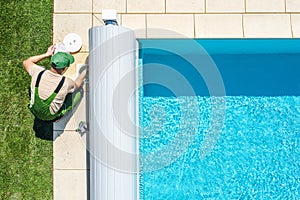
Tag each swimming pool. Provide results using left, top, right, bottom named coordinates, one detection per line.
left=138, top=39, right=300, bottom=199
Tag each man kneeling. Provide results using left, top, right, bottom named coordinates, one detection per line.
left=23, top=45, right=87, bottom=139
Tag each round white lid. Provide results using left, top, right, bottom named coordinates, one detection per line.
left=63, top=33, right=83, bottom=53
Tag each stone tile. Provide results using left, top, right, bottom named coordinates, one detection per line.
left=245, top=0, right=285, bottom=13
left=53, top=89, right=87, bottom=131
left=243, top=14, right=292, bottom=38
left=53, top=14, right=92, bottom=52
left=286, top=0, right=300, bottom=13
left=195, top=14, right=243, bottom=38
left=166, top=0, right=204, bottom=13
left=54, top=0, right=92, bottom=13
left=54, top=131, right=87, bottom=169
left=53, top=170, right=87, bottom=200
left=93, top=0, right=126, bottom=13
left=62, top=53, right=88, bottom=80
left=74, top=52, right=89, bottom=65
left=206, top=0, right=245, bottom=13
left=93, top=14, right=106, bottom=27
left=291, top=14, right=300, bottom=37
left=127, top=0, right=165, bottom=13
left=147, top=14, right=194, bottom=38
left=121, top=14, right=146, bottom=38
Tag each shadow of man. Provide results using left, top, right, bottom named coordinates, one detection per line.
left=33, top=87, right=84, bottom=141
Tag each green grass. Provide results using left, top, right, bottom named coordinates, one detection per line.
left=0, top=0, right=53, bottom=199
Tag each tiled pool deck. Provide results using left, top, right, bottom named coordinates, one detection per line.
left=53, top=0, right=300, bottom=199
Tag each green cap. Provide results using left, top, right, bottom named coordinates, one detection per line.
left=51, top=52, right=75, bottom=69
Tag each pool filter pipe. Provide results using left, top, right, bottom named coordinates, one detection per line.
left=88, top=25, right=138, bottom=200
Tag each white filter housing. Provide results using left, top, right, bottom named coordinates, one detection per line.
left=88, top=26, right=138, bottom=200
left=102, top=9, right=118, bottom=22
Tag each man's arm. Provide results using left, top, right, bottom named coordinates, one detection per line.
left=74, top=69, right=87, bottom=90
left=23, top=45, right=55, bottom=73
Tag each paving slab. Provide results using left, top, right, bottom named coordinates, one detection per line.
left=291, top=14, right=300, bottom=37
left=54, top=131, right=87, bottom=170
left=206, top=0, right=245, bottom=13
left=195, top=14, right=243, bottom=38
left=243, top=14, right=292, bottom=38
left=127, top=0, right=165, bottom=13
left=93, top=0, right=126, bottom=13
left=54, top=0, right=92, bottom=13
left=245, top=0, right=285, bottom=13
left=166, top=0, right=204, bottom=13
left=53, top=14, right=92, bottom=52
left=286, top=0, right=300, bottom=13
left=147, top=14, right=194, bottom=38
left=121, top=14, right=147, bottom=38
left=53, top=169, right=88, bottom=200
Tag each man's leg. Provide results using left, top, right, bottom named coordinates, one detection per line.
left=59, top=87, right=83, bottom=117
left=33, top=117, right=53, bottom=140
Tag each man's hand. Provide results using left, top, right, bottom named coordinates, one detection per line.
left=23, top=45, right=56, bottom=73
left=45, top=45, right=56, bottom=57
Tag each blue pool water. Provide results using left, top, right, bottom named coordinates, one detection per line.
left=141, top=39, right=300, bottom=96
left=139, top=39, right=300, bottom=199
left=140, top=96, right=300, bottom=199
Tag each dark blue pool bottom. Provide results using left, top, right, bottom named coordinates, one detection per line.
left=140, top=39, right=300, bottom=96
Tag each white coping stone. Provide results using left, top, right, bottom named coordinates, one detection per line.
left=286, top=0, right=300, bottom=13
left=93, top=0, right=126, bottom=13
left=53, top=170, right=87, bottom=200
left=53, top=14, right=92, bottom=52
left=53, top=131, right=87, bottom=170
left=243, top=14, right=292, bottom=38
left=245, top=0, right=285, bottom=13
left=127, top=0, right=165, bottom=13
left=195, top=14, right=243, bottom=38
left=206, top=0, right=245, bottom=13
left=54, top=0, right=92, bottom=13
left=147, top=14, right=194, bottom=38
left=166, top=0, right=205, bottom=13
left=121, top=14, right=147, bottom=38
left=291, top=14, right=300, bottom=37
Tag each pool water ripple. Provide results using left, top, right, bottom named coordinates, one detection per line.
left=140, top=96, right=300, bottom=199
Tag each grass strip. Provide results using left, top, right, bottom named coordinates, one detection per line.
left=0, top=0, right=53, bottom=199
